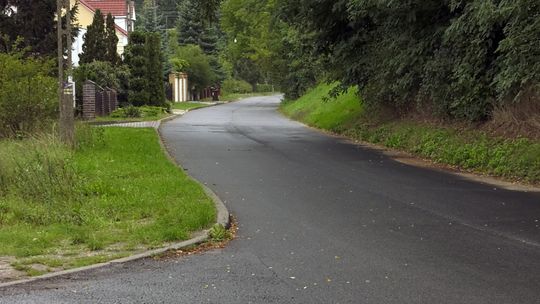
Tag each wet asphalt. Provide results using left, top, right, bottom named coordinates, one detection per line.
left=1, top=95, right=539, bottom=303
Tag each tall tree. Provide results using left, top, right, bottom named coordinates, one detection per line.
left=0, top=0, right=78, bottom=57
left=124, top=31, right=148, bottom=106
left=221, top=0, right=285, bottom=88
left=157, top=0, right=180, bottom=29
left=105, top=13, right=120, bottom=65
left=79, top=9, right=106, bottom=64
left=177, top=0, right=204, bottom=47
left=138, top=0, right=164, bottom=32
left=145, top=32, right=166, bottom=106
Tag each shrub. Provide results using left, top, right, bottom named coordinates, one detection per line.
left=222, top=79, right=253, bottom=94
left=73, top=61, right=130, bottom=106
left=171, top=45, right=215, bottom=92
left=124, top=31, right=149, bottom=106
left=110, top=106, right=141, bottom=118
left=145, top=33, right=166, bottom=107
left=109, top=106, right=167, bottom=119
left=255, top=83, right=274, bottom=93
left=0, top=53, right=57, bottom=138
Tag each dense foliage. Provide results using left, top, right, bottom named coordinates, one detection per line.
left=171, top=44, right=214, bottom=93
left=0, top=0, right=78, bottom=57
left=276, top=0, right=540, bottom=121
left=220, top=0, right=286, bottom=89
left=222, top=78, right=252, bottom=94
left=73, top=61, right=130, bottom=105
left=0, top=52, right=57, bottom=137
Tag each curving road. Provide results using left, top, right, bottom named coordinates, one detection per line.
left=1, top=95, right=540, bottom=303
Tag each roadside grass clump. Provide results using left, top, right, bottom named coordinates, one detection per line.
left=0, top=126, right=216, bottom=275
left=209, top=224, right=231, bottom=242
left=281, top=82, right=540, bottom=184
left=99, top=105, right=170, bottom=122
left=222, top=79, right=253, bottom=95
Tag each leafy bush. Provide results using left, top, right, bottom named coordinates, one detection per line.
left=0, top=53, right=57, bottom=137
left=171, top=45, right=215, bottom=92
left=109, top=106, right=167, bottom=119
left=73, top=61, right=130, bottom=106
left=222, top=79, right=253, bottom=94
left=255, top=83, right=274, bottom=93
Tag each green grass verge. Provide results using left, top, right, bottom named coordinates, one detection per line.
left=0, top=127, right=216, bottom=276
left=280, top=83, right=540, bottom=184
left=220, top=92, right=277, bottom=102
left=281, top=83, right=362, bottom=130
left=171, top=102, right=212, bottom=111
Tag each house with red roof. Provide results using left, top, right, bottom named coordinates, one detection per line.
left=71, top=0, right=136, bottom=66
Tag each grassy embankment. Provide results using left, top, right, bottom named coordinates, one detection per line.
left=281, top=83, right=540, bottom=184
left=0, top=127, right=215, bottom=277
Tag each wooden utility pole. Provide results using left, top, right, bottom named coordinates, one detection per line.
left=58, top=0, right=75, bottom=146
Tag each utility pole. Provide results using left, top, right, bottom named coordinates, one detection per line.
left=58, top=0, right=75, bottom=146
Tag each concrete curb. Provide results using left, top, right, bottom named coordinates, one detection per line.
left=0, top=111, right=230, bottom=289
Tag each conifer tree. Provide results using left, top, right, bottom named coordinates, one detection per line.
left=177, top=0, right=204, bottom=47
left=158, top=0, right=180, bottom=29
left=105, top=13, right=120, bottom=65
left=79, top=9, right=107, bottom=64
left=0, top=0, right=78, bottom=57
left=138, top=0, right=164, bottom=33
left=124, top=31, right=149, bottom=106
left=145, top=32, right=166, bottom=106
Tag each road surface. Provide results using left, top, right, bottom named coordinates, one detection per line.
left=1, top=95, right=539, bottom=303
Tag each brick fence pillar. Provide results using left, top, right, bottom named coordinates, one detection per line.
left=82, top=81, right=96, bottom=120
left=111, top=90, right=118, bottom=111
left=103, top=89, right=111, bottom=116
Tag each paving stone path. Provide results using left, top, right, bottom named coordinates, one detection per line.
left=102, top=121, right=161, bottom=128
left=100, top=110, right=188, bottom=129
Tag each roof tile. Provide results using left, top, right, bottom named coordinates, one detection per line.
left=83, top=0, right=128, bottom=17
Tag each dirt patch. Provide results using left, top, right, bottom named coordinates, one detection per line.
left=0, top=257, right=25, bottom=283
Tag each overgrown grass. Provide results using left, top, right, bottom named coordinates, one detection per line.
left=0, top=126, right=215, bottom=276
left=281, top=83, right=540, bottom=184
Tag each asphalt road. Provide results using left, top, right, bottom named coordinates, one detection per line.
left=1, top=96, right=540, bottom=303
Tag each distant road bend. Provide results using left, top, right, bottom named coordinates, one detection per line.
left=1, top=95, right=539, bottom=304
